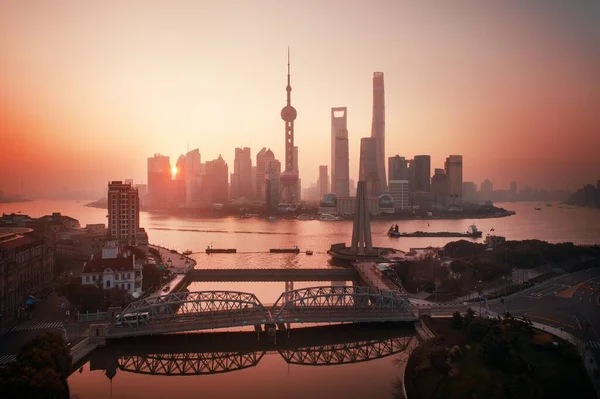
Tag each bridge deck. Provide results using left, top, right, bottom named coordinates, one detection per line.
left=188, top=268, right=358, bottom=282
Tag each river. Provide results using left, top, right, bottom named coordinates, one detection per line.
left=1, top=200, right=599, bottom=398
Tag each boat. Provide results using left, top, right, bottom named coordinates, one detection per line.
left=305, top=250, right=313, bottom=255
left=270, top=246, right=300, bottom=254
left=534, top=208, right=542, bottom=211
left=297, top=214, right=317, bottom=220
left=387, top=224, right=483, bottom=238
left=267, top=216, right=277, bottom=222
left=182, top=250, right=192, bottom=256
left=206, top=247, right=237, bottom=254
left=319, top=213, right=343, bottom=221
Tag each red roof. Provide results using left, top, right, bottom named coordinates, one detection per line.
left=82, top=253, right=135, bottom=274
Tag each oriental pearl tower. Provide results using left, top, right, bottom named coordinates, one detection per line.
left=279, top=47, right=299, bottom=204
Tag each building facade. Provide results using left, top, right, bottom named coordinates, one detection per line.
left=80, top=242, right=143, bottom=295
left=389, top=180, right=410, bottom=210
left=388, top=155, right=409, bottom=183
left=462, top=182, right=477, bottom=201
left=480, top=179, right=494, bottom=201
left=232, top=147, right=253, bottom=200
left=318, top=165, right=329, bottom=199
left=331, top=107, right=350, bottom=197
left=431, top=169, right=449, bottom=210
left=205, top=155, right=229, bottom=204
left=370, top=72, right=387, bottom=192
left=445, top=155, right=463, bottom=207
left=108, top=181, right=140, bottom=246
left=413, top=155, right=431, bottom=192
left=0, top=228, right=54, bottom=321
left=147, top=154, right=172, bottom=209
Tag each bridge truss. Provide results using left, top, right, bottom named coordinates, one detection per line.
left=279, top=336, right=412, bottom=366
left=109, top=290, right=268, bottom=329
left=113, top=336, right=412, bottom=376
left=272, top=286, right=414, bottom=322
left=118, top=351, right=264, bottom=376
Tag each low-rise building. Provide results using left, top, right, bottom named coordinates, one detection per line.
left=0, top=227, right=54, bottom=321
left=81, top=241, right=143, bottom=295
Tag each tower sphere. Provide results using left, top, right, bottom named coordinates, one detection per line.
left=281, top=105, right=297, bottom=122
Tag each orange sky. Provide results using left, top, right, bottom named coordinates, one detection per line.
left=1, top=1, right=599, bottom=196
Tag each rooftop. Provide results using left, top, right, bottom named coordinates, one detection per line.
left=82, top=251, right=135, bottom=274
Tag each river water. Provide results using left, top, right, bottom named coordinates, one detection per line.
left=1, top=200, right=599, bottom=398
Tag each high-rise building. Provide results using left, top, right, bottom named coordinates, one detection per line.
left=370, top=72, right=387, bottom=193
left=431, top=169, right=449, bottom=210
left=331, top=107, right=349, bottom=197
left=510, top=181, right=517, bottom=197
left=406, top=159, right=415, bottom=195
left=462, top=182, right=477, bottom=201
left=414, top=155, right=431, bottom=192
left=147, top=154, right=171, bottom=208
left=349, top=178, right=356, bottom=197
left=445, top=155, right=463, bottom=206
left=388, top=155, right=409, bottom=183
left=359, top=137, right=380, bottom=197
left=108, top=180, right=139, bottom=246
left=279, top=48, right=299, bottom=203
left=232, top=147, right=253, bottom=200
left=183, top=149, right=202, bottom=206
left=293, top=146, right=301, bottom=202
left=256, top=148, right=277, bottom=201
left=265, top=158, right=281, bottom=209
left=481, top=179, right=493, bottom=201
left=205, top=155, right=229, bottom=204
left=318, top=165, right=329, bottom=198
left=389, top=180, right=409, bottom=210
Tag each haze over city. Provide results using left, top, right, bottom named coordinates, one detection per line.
left=1, top=0, right=599, bottom=197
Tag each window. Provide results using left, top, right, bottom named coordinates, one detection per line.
left=85, top=276, right=90, bottom=282
left=127, top=283, right=131, bottom=290
left=106, top=280, right=111, bottom=288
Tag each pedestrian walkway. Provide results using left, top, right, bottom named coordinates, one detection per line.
left=11, top=322, right=64, bottom=332
left=587, top=341, right=600, bottom=350
left=0, top=354, right=17, bottom=365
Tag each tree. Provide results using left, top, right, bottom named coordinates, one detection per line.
left=464, top=307, right=476, bottom=326
left=0, top=332, right=71, bottom=399
left=142, top=264, right=164, bottom=291
left=451, top=311, right=463, bottom=330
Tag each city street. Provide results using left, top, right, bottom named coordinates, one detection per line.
left=489, top=268, right=600, bottom=358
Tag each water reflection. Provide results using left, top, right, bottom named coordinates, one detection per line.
left=88, top=323, right=416, bottom=378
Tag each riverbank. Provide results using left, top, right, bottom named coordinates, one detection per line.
left=85, top=199, right=516, bottom=221
left=405, top=314, right=595, bottom=398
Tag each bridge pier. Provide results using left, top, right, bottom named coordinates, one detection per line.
left=89, top=323, right=108, bottom=347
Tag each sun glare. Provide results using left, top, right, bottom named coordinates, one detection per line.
left=171, top=166, right=177, bottom=178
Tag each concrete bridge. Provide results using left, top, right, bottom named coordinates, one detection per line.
left=98, top=286, right=416, bottom=340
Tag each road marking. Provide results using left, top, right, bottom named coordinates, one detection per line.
left=557, top=277, right=596, bottom=298
left=524, top=313, right=575, bottom=329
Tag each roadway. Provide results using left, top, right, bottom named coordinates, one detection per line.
left=488, top=267, right=600, bottom=359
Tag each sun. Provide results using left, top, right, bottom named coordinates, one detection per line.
left=171, top=166, right=177, bottom=178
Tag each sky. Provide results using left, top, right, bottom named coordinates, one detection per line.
left=1, top=0, right=599, bottom=197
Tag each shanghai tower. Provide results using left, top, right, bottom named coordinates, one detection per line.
left=370, top=72, right=387, bottom=193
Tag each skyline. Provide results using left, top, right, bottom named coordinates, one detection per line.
left=1, top=1, right=600, bottom=196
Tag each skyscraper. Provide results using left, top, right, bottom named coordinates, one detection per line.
left=147, top=154, right=171, bottom=209
left=481, top=179, right=493, bottom=201
left=265, top=158, right=281, bottom=209
left=388, top=155, right=408, bottom=182
left=279, top=48, right=299, bottom=203
left=359, top=137, right=380, bottom=197
left=370, top=72, right=387, bottom=193
left=414, top=155, right=431, bottom=192
left=108, top=180, right=139, bottom=246
left=462, top=182, right=477, bottom=201
left=389, top=180, right=409, bottom=210
left=445, top=155, right=463, bottom=206
left=232, top=147, right=253, bottom=200
left=255, top=148, right=268, bottom=199
left=318, top=165, right=329, bottom=198
left=205, top=155, right=229, bottom=204
left=431, top=169, right=449, bottom=210
left=331, top=107, right=349, bottom=197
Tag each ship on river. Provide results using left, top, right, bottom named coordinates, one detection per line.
left=387, top=224, right=483, bottom=238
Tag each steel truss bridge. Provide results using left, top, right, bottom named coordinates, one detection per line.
left=107, top=286, right=416, bottom=338
left=113, top=336, right=413, bottom=376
